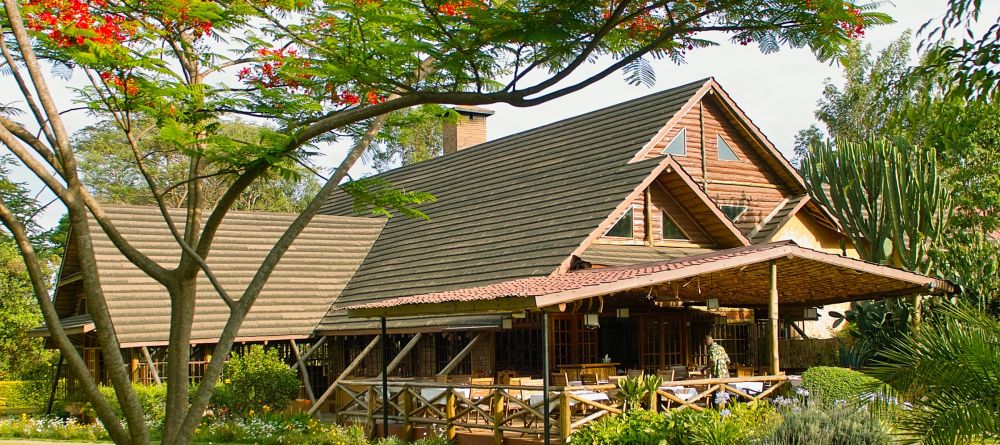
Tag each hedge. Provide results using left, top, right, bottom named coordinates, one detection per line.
left=0, top=381, right=48, bottom=411
left=801, top=366, right=881, bottom=404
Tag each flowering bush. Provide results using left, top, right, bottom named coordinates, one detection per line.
left=569, top=403, right=779, bottom=445
left=0, top=414, right=110, bottom=441
left=96, top=383, right=168, bottom=425
left=192, top=413, right=449, bottom=445
left=758, top=398, right=891, bottom=445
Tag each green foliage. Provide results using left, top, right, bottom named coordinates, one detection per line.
left=0, top=381, right=50, bottom=412
left=570, top=403, right=779, bottom=445
left=931, top=232, right=1000, bottom=317
left=96, top=384, right=168, bottom=425
left=73, top=120, right=322, bottom=213
left=191, top=413, right=450, bottom=445
left=616, top=374, right=662, bottom=411
left=828, top=299, right=913, bottom=366
left=801, top=137, right=952, bottom=274
left=801, top=366, right=880, bottom=405
left=342, top=177, right=436, bottom=219
left=369, top=105, right=453, bottom=172
left=220, top=345, right=301, bottom=416
left=865, top=304, right=1000, bottom=444
left=0, top=414, right=110, bottom=442
left=759, top=399, right=891, bottom=445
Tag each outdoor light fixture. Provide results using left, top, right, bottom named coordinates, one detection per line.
left=706, top=298, right=720, bottom=310
left=502, top=318, right=513, bottom=330
left=584, top=313, right=600, bottom=329
left=804, top=307, right=819, bottom=320
left=511, top=311, right=526, bottom=319
left=616, top=307, right=630, bottom=318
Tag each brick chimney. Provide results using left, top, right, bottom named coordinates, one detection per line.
left=443, top=106, right=494, bottom=155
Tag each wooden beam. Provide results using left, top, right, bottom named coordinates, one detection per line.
left=768, top=260, right=780, bottom=375
left=699, top=101, right=708, bottom=191
left=437, top=333, right=484, bottom=376
left=301, top=337, right=328, bottom=361
left=705, top=179, right=781, bottom=190
left=347, top=297, right=534, bottom=318
left=141, top=346, right=161, bottom=385
left=378, top=333, right=423, bottom=379
left=643, top=187, right=653, bottom=244
left=785, top=320, right=809, bottom=340
left=57, top=272, right=82, bottom=287
left=308, top=335, right=380, bottom=416
left=290, top=339, right=316, bottom=404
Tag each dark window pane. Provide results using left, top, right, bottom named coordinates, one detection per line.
left=606, top=208, right=634, bottom=238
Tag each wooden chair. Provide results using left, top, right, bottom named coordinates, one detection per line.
left=551, top=372, right=569, bottom=386
left=670, top=365, right=689, bottom=380
left=626, top=369, right=644, bottom=378
left=517, top=379, right=546, bottom=432
left=736, top=366, right=755, bottom=378
left=580, top=372, right=599, bottom=386
left=469, top=377, right=494, bottom=425
left=497, top=370, right=517, bottom=385
left=657, top=369, right=676, bottom=383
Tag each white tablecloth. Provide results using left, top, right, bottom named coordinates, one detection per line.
left=528, top=390, right=610, bottom=409
left=419, top=387, right=470, bottom=403
left=730, top=382, right=764, bottom=394
left=660, top=385, right=698, bottom=401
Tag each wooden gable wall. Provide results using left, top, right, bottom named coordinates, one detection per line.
left=641, top=93, right=795, bottom=234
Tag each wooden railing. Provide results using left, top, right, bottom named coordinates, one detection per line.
left=325, top=375, right=787, bottom=443
left=654, top=375, right=788, bottom=412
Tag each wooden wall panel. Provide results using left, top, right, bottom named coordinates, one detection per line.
left=649, top=184, right=713, bottom=244
left=642, top=95, right=794, bottom=234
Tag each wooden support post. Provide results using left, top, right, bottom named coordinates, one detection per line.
left=649, top=389, right=659, bottom=413
left=769, top=260, right=780, bottom=375
left=378, top=333, right=424, bottom=379
left=366, top=386, right=376, bottom=438
left=308, top=335, right=380, bottom=416
left=437, top=332, right=484, bottom=376
left=542, top=312, right=551, bottom=445
left=558, top=391, right=571, bottom=444
left=446, top=390, right=457, bottom=441
left=290, top=339, right=316, bottom=404
left=141, top=346, right=161, bottom=385
left=492, top=391, right=505, bottom=445
left=402, top=389, right=414, bottom=441
left=130, top=351, right=139, bottom=382
left=380, top=317, right=389, bottom=438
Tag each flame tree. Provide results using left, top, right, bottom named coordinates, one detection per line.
left=0, top=0, right=889, bottom=443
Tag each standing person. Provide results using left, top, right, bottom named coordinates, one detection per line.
left=704, top=335, right=731, bottom=379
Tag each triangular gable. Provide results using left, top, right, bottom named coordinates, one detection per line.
left=630, top=78, right=805, bottom=193
left=557, top=156, right=750, bottom=273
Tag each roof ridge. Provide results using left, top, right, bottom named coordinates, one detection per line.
left=351, top=78, right=710, bottom=181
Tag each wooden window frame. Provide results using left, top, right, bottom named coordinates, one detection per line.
left=720, top=204, right=748, bottom=222
left=716, top=134, right=741, bottom=161
left=660, top=210, right=690, bottom=241
left=604, top=206, right=635, bottom=239
left=662, top=128, right=687, bottom=156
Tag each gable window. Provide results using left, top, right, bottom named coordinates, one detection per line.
left=605, top=207, right=634, bottom=238
left=661, top=212, right=689, bottom=240
left=720, top=205, right=747, bottom=222
left=717, top=135, right=740, bottom=161
left=663, top=128, right=687, bottom=156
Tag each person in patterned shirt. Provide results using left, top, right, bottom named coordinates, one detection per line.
left=703, top=335, right=731, bottom=379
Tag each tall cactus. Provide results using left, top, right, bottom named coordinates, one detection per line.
left=800, top=137, right=953, bottom=274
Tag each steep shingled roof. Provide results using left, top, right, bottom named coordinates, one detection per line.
left=319, top=79, right=710, bottom=316
left=54, top=206, right=384, bottom=347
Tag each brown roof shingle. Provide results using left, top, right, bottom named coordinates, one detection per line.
left=80, top=206, right=384, bottom=346
left=320, top=79, right=710, bottom=318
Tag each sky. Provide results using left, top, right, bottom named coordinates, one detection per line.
left=5, top=0, right=997, bottom=228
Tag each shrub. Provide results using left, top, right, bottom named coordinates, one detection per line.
left=221, top=345, right=301, bottom=416
left=0, top=380, right=48, bottom=412
left=760, top=399, right=891, bottom=445
left=801, top=366, right=880, bottom=404
left=96, top=383, right=168, bottom=425
left=570, top=409, right=670, bottom=445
